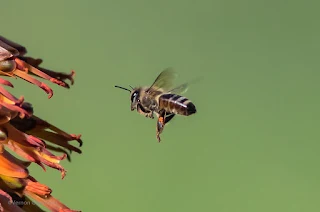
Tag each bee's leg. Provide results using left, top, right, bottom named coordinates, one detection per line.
left=136, top=104, right=149, bottom=117
left=156, top=110, right=166, bottom=142
left=147, top=111, right=155, bottom=119
left=164, top=113, right=175, bottom=124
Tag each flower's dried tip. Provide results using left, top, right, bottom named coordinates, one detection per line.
left=70, top=134, right=82, bottom=147
left=50, top=78, right=68, bottom=88
left=0, top=78, right=14, bottom=88
left=39, top=82, right=53, bottom=99
left=55, top=153, right=67, bottom=161
left=70, top=70, right=75, bottom=85
left=61, top=169, right=67, bottom=179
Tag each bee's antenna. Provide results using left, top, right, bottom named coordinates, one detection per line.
left=115, top=85, right=131, bottom=92
left=129, top=85, right=134, bottom=89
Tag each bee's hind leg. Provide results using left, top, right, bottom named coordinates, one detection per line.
left=156, top=110, right=175, bottom=142
left=164, top=113, right=175, bottom=124
left=156, top=110, right=165, bottom=142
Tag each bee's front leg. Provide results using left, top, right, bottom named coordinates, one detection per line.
left=137, top=104, right=152, bottom=118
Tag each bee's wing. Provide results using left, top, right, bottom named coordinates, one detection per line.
left=168, top=82, right=189, bottom=95
left=146, top=67, right=178, bottom=94
left=168, top=76, right=203, bottom=95
left=0, top=40, right=20, bottom=61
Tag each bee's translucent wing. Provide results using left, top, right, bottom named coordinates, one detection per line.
left=0, top=40, right=19, bottom=61
left=168, top=77, right=202, bottom=95
left=146, top=67, right=178, bottom=93
left=168, top=82, right=189, bottom=95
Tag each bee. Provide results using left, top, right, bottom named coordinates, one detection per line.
left=115, top=68, right=197, bottom=142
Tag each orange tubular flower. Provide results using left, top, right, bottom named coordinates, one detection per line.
left=0, top=36, right=74, bottom=98
left=0, top=36, right=82, bottom=212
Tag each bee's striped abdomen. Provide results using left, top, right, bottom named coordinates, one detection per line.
left=159, top=94, right=196, bottom=116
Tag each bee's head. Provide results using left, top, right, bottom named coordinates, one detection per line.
left=115, top=85, right=139, bottom=111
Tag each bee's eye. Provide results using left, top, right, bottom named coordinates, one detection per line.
left=131, top=92, right=138, bottom=102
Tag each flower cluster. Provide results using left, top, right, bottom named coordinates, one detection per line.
left=0, top=36, right=82, bottom=212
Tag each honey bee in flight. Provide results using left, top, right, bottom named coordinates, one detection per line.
left=115, top=68, right=197, bottom=142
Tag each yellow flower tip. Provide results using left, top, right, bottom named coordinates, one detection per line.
left=34, top=150, right=67, bottom=179
left=0, top=175, right=24, bottom=190
left=0, top=93, right=25, bottom=116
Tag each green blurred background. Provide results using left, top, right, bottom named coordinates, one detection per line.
left=2, top=0, right=320, bottom=211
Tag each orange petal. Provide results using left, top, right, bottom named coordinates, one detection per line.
left=0, top=94, right=28, bottom=120
left=12, top=69, right=53, bottom=99
left=0, top=149, right=28, bottom=178
left=5, top=141, right=46, bottom=171
left=0, top=78, right=13, bottom=87
left=6, top=141, right=67, bottom=179
left=24, top=177, right=51, bottom=197
left=37, top=69, right=75, bottom=88
left=17, top=56, right=75, bottom=88
left=45, top=145, right=72, bottom=162
left=4, top=123, right=45, bottom=148
left=0, top=89, right=24, bottom=106
left=14, top=58, right=68, bottom=88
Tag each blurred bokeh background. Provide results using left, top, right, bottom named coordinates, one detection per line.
left=2, top=0, right=320, bottom=211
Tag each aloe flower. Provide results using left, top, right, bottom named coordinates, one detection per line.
left=0, top=36, right=82, bottom=212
